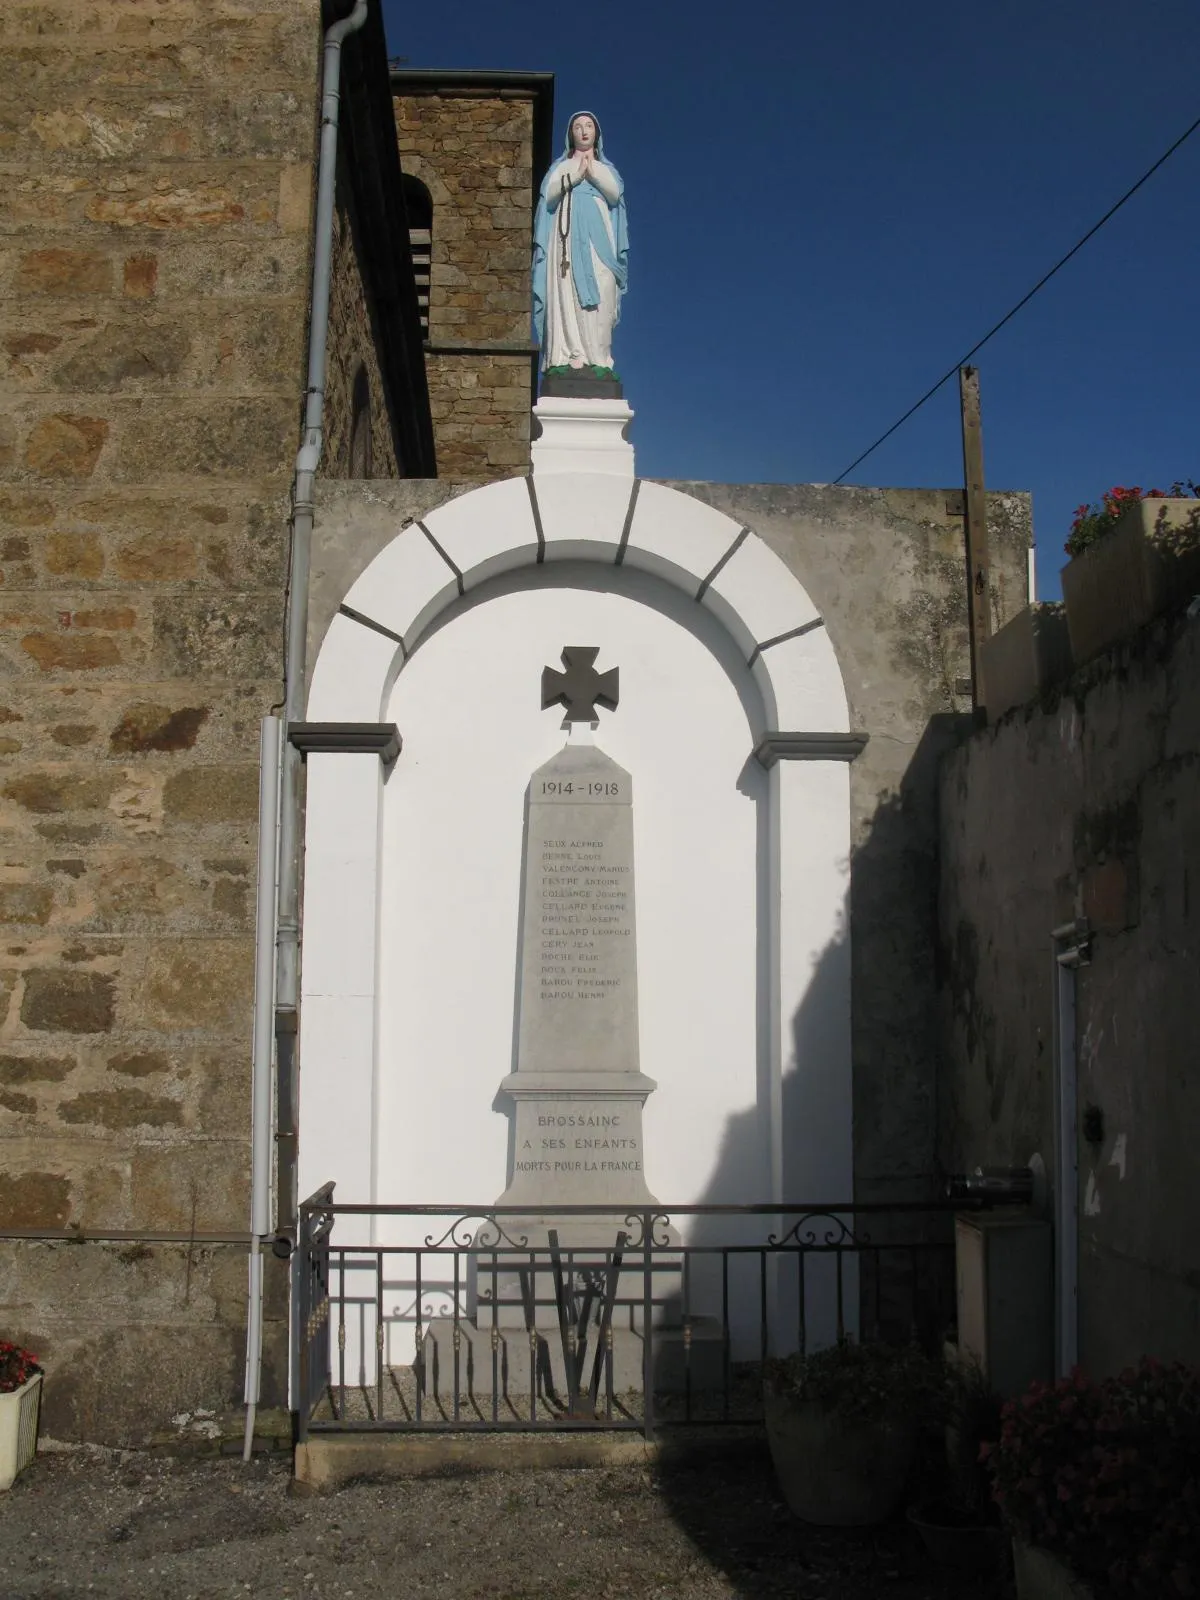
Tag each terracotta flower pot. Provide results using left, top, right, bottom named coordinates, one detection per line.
left=0, top=1372, right=42, bottom=1491
left=1011, top=1536, right=1095, bottom=1600
left=763, top=1386, right=917, bottom=1526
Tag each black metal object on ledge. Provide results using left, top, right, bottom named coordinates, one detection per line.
left=945, top=1166, right=1035, bottom=1205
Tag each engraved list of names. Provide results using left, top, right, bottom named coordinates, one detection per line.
left=515, top=742, right=640, bottom=1078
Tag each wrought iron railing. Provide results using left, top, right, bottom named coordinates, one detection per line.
left=295, top=1193, right=980, bottom=1441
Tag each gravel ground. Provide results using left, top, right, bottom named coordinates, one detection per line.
left=2, top=1444, right=1017, bottom=1600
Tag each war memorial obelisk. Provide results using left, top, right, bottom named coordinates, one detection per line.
left=498, top=109, right=656, bottom=1240
left=494, top=648, right=661, bottom=1238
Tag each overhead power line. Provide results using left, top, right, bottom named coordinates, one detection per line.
left=832, top=110, right=1200, bottom=485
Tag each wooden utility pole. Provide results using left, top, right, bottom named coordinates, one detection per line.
left=959, top=365, right=990, bottom=714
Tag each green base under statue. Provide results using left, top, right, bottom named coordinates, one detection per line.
left=540, top=365, right=624, bottom=400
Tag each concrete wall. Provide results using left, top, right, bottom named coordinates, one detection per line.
left=0, top=0, right=318, bottom=1441
left=322, top=182, right=400, bottom=480
left=392, top=87, right=536, bottom=477
left=667, top=484, right=1032, bottom=1206
left=939, top=607, right=1200, bottom=1372
left=308, top=479, right=1032, bottom=1210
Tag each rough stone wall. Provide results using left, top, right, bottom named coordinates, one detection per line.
left=307, top=479, right=1032, bottom=1218
left=322, top=183, right=399, bottom=479
left=0, top=0, right=319, bottom=1441
left=939, top=609, right=1200, bottom=1373
left=392, top=90, right=535, bottom=477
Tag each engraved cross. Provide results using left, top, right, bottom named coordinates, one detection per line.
left=540, top=646, right=619, bottom=723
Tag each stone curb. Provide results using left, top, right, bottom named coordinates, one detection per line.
left=294, top=1425, right=766, bottom=1493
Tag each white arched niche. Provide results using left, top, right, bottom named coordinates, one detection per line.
left=297, top=474, right=858, bottom=1349
left=377, top=564, right=764, bottom=1220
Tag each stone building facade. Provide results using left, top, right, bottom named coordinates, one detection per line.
left=0, top=0, right=323, bottom=1441
left=322, top=184, right=400, bottom=481
left=0, top=0, right=432, bottom=1442
left=391, top=71, right=553, bottom=478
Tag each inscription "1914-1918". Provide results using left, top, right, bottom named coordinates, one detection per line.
left=539, top=780, right=620, bottom=797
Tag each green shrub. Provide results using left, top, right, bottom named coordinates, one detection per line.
left=765, top=1337, right=946, bottom=1428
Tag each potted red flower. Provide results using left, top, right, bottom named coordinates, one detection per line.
left=1061, top=481, right=1200, bottom=666
left=986, top=1360, right=1200, bottom=1599
left=0, top=1341, right=43, bottom=1491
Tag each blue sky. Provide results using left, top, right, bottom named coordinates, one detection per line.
left=382, top=0, right=1200, bottom=599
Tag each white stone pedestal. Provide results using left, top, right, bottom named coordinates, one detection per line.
left=531, top=396, right=635, bottom=477
left=420, top=1312, right=725, bottom=1405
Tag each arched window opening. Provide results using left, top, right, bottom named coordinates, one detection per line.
left=401, top=174, right=432, bottom=340
left=349, top=364, right=372, bottom=478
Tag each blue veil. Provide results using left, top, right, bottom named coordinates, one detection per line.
left=532, top=111, right=629, bottom=351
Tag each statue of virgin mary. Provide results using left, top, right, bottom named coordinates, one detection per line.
left=532, top=111, right=629, bottom=375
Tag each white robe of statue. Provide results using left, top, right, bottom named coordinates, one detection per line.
left=541, top=154, right=622, bottom=370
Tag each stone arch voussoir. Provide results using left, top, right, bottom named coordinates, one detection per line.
left=309, top=475, right=849, bottom=734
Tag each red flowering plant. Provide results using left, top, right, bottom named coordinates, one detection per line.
left=1065, top=481, right=1199, bottom=558
left=985, top=1360, right=1200, bottom=1596
left=0, top=1341, right=42, bottom=1394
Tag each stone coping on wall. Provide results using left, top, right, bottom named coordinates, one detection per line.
left=288, top=722, right=401, bottom=766
left=753, top=732, right=869, bottom=768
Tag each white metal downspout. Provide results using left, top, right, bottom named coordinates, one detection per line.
left=243, top=717, right=282, bottom=1460
left=1051, top=919, right=1090, bottom=1376
left=243, top=0, right=369, bottom=1454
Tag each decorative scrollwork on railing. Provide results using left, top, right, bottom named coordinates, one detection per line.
left=621, top=1210, right=674, bottom=1250
left=382, top=1293, right=430, bottom=1326
left=419, top=1292, right=460, bottom=1323
left=422, top=1214, right=531, bottom=1252
left=767, top=1211, right=871, bottom=1249
left=650, top=1210, right=675, bottom=1248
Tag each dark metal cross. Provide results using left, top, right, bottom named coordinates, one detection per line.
left=540, top=647, right=619, bottom=723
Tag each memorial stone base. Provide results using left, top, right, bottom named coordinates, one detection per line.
left=420, top=1311, right=725, bottom=1404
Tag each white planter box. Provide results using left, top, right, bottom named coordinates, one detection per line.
left=1062, top=497, right=1200, bottom=666
left=0, top=1372, right=42, bottom=1491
